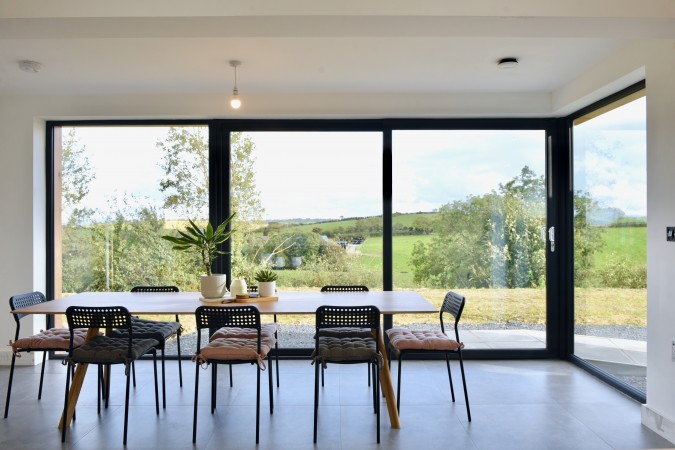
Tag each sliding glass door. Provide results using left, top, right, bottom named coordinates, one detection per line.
left=571, top=92, right=647, bottom=394
left=391, top=129, right=549, bottom=350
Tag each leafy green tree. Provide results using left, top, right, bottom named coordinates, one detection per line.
left=61, top=128, right=95, bottom=226
left=411, top=167, right=547, bottom=289
left=157, top=128, right=265, bottom=279
left=157, top=127, right=209, bottom=219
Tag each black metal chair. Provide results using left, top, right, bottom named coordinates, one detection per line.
left=107, top=285, right=182, bottom=409
left=312, top=305, right=381, bottom=443
left=4, top=291, right=83, bottom=419
left=386, top=291, right=471, bottom=421
left=192, top=305, right=275, bottom=444
left=319, top=285, right=371, bottom=386
left=62, top=306, right=160, bottom=445
left=225, top=284, right=280, bottom=388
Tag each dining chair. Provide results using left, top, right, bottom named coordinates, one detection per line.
left=312, top=305, right=381, bottom=443
left=192, top=305, right=275, bottom=444
left=61, top=305, right=160, bottom=445
left=107, top=285, right=182, bottom=409
left=223, top=284, right=280, bottom=388
left=386, top=291, right=471, bottom=421
left=319, top=285, right=372, bottom=386
left=4, top=291, right=85, bottom=418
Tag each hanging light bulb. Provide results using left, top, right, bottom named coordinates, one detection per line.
left=229, top=60, right=242, bottom=109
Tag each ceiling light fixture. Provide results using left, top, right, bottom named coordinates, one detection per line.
left=229, top=60, right=242, bottom=109
left=18, top=60, right=43, bottom=73
left=497, top=57, right=519, bottom=69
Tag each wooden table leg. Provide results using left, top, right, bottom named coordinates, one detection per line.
left=59, top=327, right=98, bottom=429
left=377, top=330, right=401, bottom=429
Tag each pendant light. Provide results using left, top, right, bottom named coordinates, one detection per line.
left=229, top=60, right=242, bottom=109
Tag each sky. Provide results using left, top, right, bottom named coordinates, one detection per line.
left=63, top=97, right=646, bottom=223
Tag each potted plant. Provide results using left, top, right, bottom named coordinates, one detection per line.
left=254, top=268, right=278, bottom=297
left=162, top=213, right=235, bottom=299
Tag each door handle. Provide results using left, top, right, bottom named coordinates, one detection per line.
left=548, top=226, right=555, bottom=252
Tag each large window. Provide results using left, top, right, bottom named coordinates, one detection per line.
left=53, top=124, right=209, bottom=354
left=229, top=131, right=383, bottom=347
left=392, top=130, right=548, bottom=349
left=571, top=93, right=647, bottom=394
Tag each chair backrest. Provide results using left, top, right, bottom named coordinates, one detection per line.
left=131, top=286, right=179, bottom=293
left=440, top=291, right=466, bottom=339
left=315, top=305, right=380, bottom=330
left=9, top=291, right=47, bottom=323
left=9, top=291, right=48, bottom=340
left=320, top=285, right=369, bottom=293
left=66, top=305, right=132, bottom=330
left=195, top=305, right=261, bottom=350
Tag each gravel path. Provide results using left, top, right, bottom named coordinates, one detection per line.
left=167, top=322, right=647, bottom=353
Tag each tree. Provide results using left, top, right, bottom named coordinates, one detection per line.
left=157, top=128, right=265, bottom=279
left=157, top=127, right=209, bottom=219
left=61, top=128, right=94, bottom=226
left=410, top=167, right=547, bottom=289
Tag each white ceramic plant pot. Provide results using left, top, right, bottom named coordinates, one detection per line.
left=201, top=274, right=227, bottom=298
left=230, top=278, right=248, bottom=296
left=258, top=281, right=276, bottom=297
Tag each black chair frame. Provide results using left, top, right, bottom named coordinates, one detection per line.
left=62, top=306, right=159, bottom=445
left=4, top=291, right=76, bottom=419
left=192, top=305, right=274, bottom=445
left=390, top=291, right=471, bottom=421
left=319, top=285, right=371, bottom=387
left=125, top=285, right=183, bottom=410
left=313, top=305, right=381, bottom=443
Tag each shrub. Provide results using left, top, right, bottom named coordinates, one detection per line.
left=594, top=253, right=646, bottom=288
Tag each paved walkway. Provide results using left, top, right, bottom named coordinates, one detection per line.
left=463, top=328, right=646, bottom=379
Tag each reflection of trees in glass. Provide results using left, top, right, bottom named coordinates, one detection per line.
left=410, top=166, right=605, bottom=289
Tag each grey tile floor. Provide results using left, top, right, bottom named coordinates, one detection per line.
left=0, top=358, right=672, bottom=450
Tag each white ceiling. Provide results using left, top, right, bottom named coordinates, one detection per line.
left=1, top=2, right=674, bottom=106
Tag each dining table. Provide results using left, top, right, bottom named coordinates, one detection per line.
left=11, top=290, right=438, bottom=430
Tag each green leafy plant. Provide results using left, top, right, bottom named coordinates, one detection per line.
left=162, top=213, right=235, bottom=276
left=254, top=268, right=278, bottom=282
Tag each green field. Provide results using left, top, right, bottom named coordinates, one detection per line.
left=594, top=226, right=646, bottom=266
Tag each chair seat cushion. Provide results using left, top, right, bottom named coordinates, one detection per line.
left=312, top=336, right=378, bottom=364
left=11, top=328, right=87, bottom=352
left=317, top=327, right=373, bottom=339
left=198, top=336, right=276, bottom=362
left=386, top=327, right=464, bottom=352
left=107, top=317, right=180, bottom=345
left=72, top=335, right=159, bottom=364
left=210, top=323, right=279, bottom=340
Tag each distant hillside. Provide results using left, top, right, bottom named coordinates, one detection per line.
left=285, top=212, right=436, bottom=233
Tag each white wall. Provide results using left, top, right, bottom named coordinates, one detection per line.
left=640, top=40, right=675, bottom=442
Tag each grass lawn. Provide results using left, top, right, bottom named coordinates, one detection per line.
left=356, top=234, right=435, bottom=287
left=594, top=226, right=646, bottom=266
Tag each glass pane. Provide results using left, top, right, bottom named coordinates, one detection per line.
left=230, top=131, right=383, bottom=347
left=392, top=130, right=547, bottom=349
left=55, top=125, right=210, bottom=355
left=572, top=96, right=647, bottom=393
